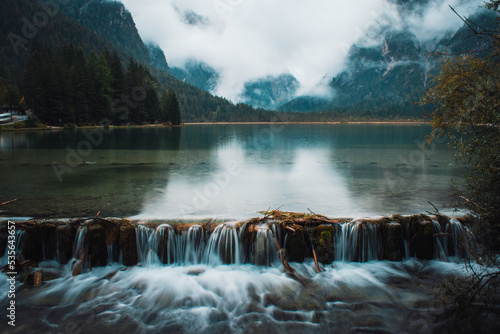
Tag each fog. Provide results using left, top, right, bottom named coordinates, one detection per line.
left=120, top=0, right=484, bottom=103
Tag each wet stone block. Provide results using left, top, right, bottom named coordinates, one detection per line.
left=87, top=223, right=107, bottom=267
left=416, top=221, right=435, bottom=260
left=56, top=224, right=76, bottom=264
left=119, top=220, right=138, bottom=266
left=285, top=224, right=306, bottom=263
left=22, top=226, right=43, bottom=262
left=383, top=222, right=403, bottom=261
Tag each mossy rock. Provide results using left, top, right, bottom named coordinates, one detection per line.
left=415, top=221, right=435, bottom=260
left=56, top=224, right=76, bottom=264
left=315, top=225, right=335, bottom=264
left=284, top=224, right=306, bottom=263
left=119, top=220, right=137, bottom=266
left=87, top=223, right=107, bottom=267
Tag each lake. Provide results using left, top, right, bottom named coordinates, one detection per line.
left=0, top=124, right=461, bottom=219
left=1, top=124, right=488, bottom=334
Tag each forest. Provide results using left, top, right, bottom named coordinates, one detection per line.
left=21, top=44, right=180, bottom=126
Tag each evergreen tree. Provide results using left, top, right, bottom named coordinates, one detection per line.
left=144, top=78, right=161, bottom=123
left=71, top=47, right=91, bottom=124
left=160, top=90, right=170, bottom=123
left=106, top=49, right=126, bottom=101
left=88, top=52, right=113, bottom=122
left=167, top=89, right=182, bottom=125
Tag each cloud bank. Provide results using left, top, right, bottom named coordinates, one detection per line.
left=120, top=0, right=484, bottom=103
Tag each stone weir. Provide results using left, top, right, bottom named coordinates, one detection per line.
left=0, top=212, right=475, bottom=272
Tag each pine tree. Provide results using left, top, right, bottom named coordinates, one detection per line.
left=88, top=52, right=113, bottom=122
left=167, top=89, right=182, bottom=125
left=72, top=47, right=91, bottom=124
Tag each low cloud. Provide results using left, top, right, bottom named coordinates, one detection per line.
left=121, top=0, right=484, bottom=103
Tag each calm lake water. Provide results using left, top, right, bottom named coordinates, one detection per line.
left=0, top=124, right=461, bottom=219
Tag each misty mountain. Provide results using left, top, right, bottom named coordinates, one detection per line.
left=241, top=74, right=300, bottom=110
left=442, top=9, right=499, bottom=56
left=147, top=43, right=169, bottom=72
left=0, top=0, right=280, bottom=122
left=170, top=60, right=220, bottom=93
left=281, top=7, right=499, bottom=113
left=66, top=0, right=171, bottom=72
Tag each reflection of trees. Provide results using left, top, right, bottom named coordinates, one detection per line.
left=0, top=128, right=184, bottom=218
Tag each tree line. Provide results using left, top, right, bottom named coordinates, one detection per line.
left=22, top=44, right=181, bottom=126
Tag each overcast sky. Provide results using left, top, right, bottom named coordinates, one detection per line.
left=120, top=0, right=484, bottom=103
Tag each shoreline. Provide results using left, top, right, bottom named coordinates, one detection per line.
left=0, top=120, right=430, bottom=132
left=186, top=121, right=430, bottom=125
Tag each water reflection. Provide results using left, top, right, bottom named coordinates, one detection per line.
left=137, top=124, right=461, bottom=219
left=138, top=142, right=362, bottom=218
left=0, top=125, right=462, bottom=218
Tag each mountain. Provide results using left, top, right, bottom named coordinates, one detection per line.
left=170, top=60, right=219, bottom=93
left=147, top=43, right=169, bottom=72
left=280, top=7, right=499, bottom=115
left=241, top=74, right=300, bottom=110
left=74, top=0, right=150, bottom=64
left=0, top=0, right=279, bottom=123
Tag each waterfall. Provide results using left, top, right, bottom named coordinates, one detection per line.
left=403, top=221, right=414, bottom=259
left=15, top=229, right=25, bottom=255
left=203, top=223, right=242, bottom=266
left=107, top=244, right=119, bottom=265
left=446, top=218, right=472, bottom=258
left=1, top=229, right=25, bottom=266
left=433, top=220, right=448, bottom=261
left=136, top=224, right=154, bottom=265
left=136, top=224, right=176, bottom=266
left=335, top=220, right=382, bottom=262
left=73, top=225, right=88, bottom=261
left=71, top=217, right=475, bottom=270
left=251, top=224, right=278, bottom=266
left=432, top=219, right=474, bottom=260
left=183, top=225, right=205, bottom=265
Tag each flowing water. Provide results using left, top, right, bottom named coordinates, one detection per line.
left=0, top=225, right=475, bottom=334
left=1, top=217, right=489, bottom=333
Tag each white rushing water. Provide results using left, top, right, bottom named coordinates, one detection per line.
left=0, top=258, right=472, bottom=334
left=1, top=218, right=495, bottom=333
